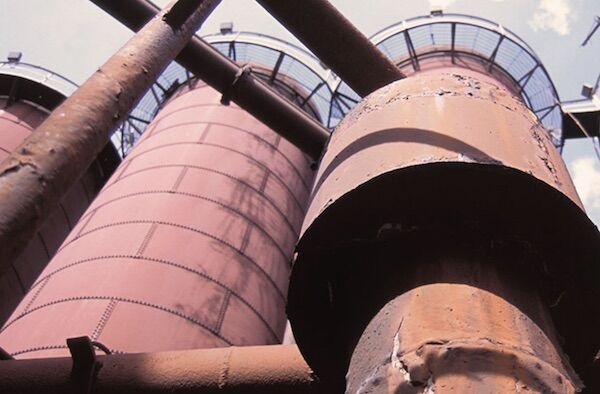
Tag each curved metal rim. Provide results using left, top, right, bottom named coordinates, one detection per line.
left=392, top=49, right=547, bottom=116
left=365, top=13, right=561, bottom=106
left=371, top=14, right=538, bottom=56
left=0, top=61, right=78, bottom=98
left=203, top=31, right=338, bottom=89
left=203, top=32, right=335, bottom=124
left=331, top=13, right=562, bottom=143
left=0, top=61, right=121, bottom=171
left=116, top=31, right=337, bottom=157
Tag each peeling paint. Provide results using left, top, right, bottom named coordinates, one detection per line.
left=0, top=161, right=38, bottom=178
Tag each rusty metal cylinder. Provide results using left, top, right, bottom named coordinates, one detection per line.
left=0, top=345, right=318, bottom=394
left=347, top=253, right=580, bottom=393
left=0, top=86, right=118, bottom=324
left=0, top=80, right=314, bottom=358
left=287, top=70, right=600, bottom=389
left=256, top=0, right=405, bottom=97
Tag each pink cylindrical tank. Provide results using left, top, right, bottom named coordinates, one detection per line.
left=0, top=68, right=119, bottom=324
left=0, top=80, right=314, bottom=358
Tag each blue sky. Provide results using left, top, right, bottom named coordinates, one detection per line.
left=1, top=0, right=599, bottom=224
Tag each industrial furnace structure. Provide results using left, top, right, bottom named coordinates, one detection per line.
left=0, top=31, right=327, bottom=356
left=0, top=1, right=599, bottom=393
left=0, top=60, right=120, bottom=324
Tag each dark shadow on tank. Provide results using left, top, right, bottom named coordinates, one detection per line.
left=314, top=127, right=501, bottom=193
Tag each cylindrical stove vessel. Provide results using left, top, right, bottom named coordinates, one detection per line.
left=346, top=249, right=580, bottom=393
left=288, top=64, right=600, bottom=391
left=0, top=66, right=119, bottom=324
left=0, top=80, right=314, bottom=358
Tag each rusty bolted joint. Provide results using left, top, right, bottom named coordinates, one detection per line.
left=67, top=336, right=105, bottom=394
left=221, top=64, right=253, bottom=106
left=0, top=346, right=13, bottom=360
left=162, top=0, right=207, bottom=29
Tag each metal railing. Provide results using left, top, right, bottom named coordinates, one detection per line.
left=334, top=13, right=563, bottom=145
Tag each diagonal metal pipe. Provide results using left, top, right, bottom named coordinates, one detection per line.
left=0, top=0, right=220, bottom=272
left=0, top=344, right=320, bottom=393
left=256, top=0, right=406, bottom=97
left=91, top=0, right=330, bottom=160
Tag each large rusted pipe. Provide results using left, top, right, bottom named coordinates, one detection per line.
left=347, top=254, right=580, bottom=393
left=91, top=0, right=330, bottom=160
left=256, top=0, right=406, bottom=97
left=0, top=0, right=220, bottom=273
left=0, top=344, right=319, bottom=394
left=287, top=70, right=600, bottom=390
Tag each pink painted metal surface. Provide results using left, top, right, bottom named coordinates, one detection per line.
left=0, top=0, right=221, bottom=272
left=0, top=98, right=110, bottom=324
left=0, top=81, right=314, bottom=358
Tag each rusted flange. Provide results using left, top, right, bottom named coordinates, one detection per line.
left=67, top=336, right=102, bottom=394
left=287, top=72, right=600, bottom=387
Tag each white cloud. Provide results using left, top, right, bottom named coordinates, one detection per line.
left=571, top=157, right=600, bottom=211
left=529, top=0, right=574, bottom=36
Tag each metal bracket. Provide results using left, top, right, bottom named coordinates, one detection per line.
left=162, top=0, right=203, bottom=29
left=67, top=336, right=102, bottom=394
left=0, top=346, right=13, bottom=360
left=220, top=64, right=253, bottom=105
left=5, top=77, right=20, bottom=109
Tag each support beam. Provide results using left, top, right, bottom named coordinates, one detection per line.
left=535, top=103, right=558, bottom=121
left=0, top=0, right=220, bottom=272
left=256, top=0, right=405, bottom=97
left=404, top=29, right=420, bottom=71
left=5, top=77, right=19, bottom=108
left=487, top=35, right=504, bottom=71
left=91, top=0, right=329, bottom=160
left=269, top=51, right=286, bottom=85
left=450, top=22, right=457, bottom=64
left=228, top=41, right=237, bottom=61
left=0, top=345, right=319, bottom=394
left=517, top=64, right=540, bottom=93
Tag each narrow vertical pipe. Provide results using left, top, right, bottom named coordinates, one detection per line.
left=0, top=0, right=220, bottom=271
